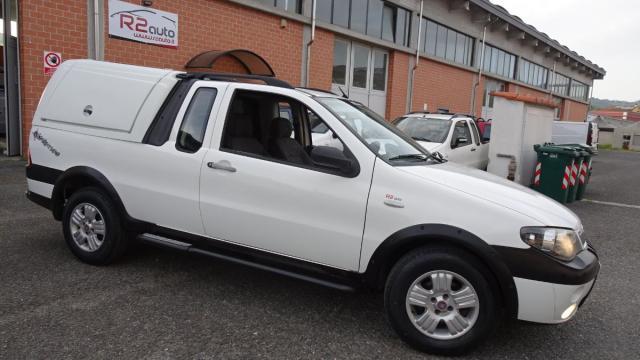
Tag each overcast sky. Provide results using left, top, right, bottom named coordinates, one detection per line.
left=491, top=0, right=639, bottom=101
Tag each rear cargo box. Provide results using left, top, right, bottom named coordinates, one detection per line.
left=34, top=60, right=180, bottom=142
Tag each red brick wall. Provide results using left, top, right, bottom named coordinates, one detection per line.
left=385, top=51, right=409, bottom=121
left=412, top=59, right=474, bottom=114
left=18, top=0, right=88, bottom=154
left=561, top=100, right=588, bottom=122
left=307, top=28, right=334, bottom=90
left=103, top=0, right=303, bottom=82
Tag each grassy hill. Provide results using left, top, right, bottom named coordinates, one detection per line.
left=590, top=98, right=639, bottom=110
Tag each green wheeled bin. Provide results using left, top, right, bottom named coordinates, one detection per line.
left=559, top=144, right=597, bottom=200
left=532, top=144, right=578, bottom=204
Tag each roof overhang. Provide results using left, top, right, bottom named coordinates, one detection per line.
left=469, top=0, right=606, bottom=79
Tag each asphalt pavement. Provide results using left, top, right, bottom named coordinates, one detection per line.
left=1, top=150, right=639, bottom=359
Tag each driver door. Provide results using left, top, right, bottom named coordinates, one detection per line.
left=447, top=120, right=475, bottom=167
left=199, top=86, right=376, bottom=271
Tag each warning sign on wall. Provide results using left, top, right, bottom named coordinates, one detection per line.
left=44, top=51, right=62, bottom=76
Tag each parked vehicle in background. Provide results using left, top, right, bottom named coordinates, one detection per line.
left=476, top=118, right=492, bottom=142
left=393, top=113, right=489, bottom=169
left=26, top=60, right=599, bottom=356
left=551, top=121, right=598, bottom=148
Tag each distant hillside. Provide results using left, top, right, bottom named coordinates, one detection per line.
left=590, top=98, right=639, bottom=110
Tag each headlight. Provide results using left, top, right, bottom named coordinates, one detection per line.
left=520, top=227, right=583, bottom=261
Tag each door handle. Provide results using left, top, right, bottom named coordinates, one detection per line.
left=207, top=161, right=236, bottom=172
left=470, top=148, right=477, bottom=152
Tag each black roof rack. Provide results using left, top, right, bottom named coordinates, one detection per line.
left=296, top=87, right=339, bottom=96
left=407, top=111, right=474, bottom=119
left=176, top=72, right=293, bottom=89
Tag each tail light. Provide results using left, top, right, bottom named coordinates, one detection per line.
left=27, top=148, right=32, bottom=167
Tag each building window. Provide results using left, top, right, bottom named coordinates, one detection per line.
left=352, top=44, right=370, bottom=88
left=372, top=50, right=387, bottom=91
left=518, top=59, right=548, bottom=89
left=570, top=80, right=589, bottom=101
left=317, top=1, right=411, bottom=46
left=550, top=72, right=570, bottom=96
left=256, top=0, right=302, bottom=14
left=479, top=43, right=516, bottom=79
left=332, top=40, right=349, bottom=85
left=394, top=7, right=411, bottom=47
left=420, top=18, right=473, bottom=66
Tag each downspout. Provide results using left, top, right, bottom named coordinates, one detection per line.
left=94, top=0, right=101, bottom=59
left=304, top=0, right=316, bottom=87
left=408, top=0, right=424, bottom=111
left=549, top=61, right=556, bottom=97
left=471, top=26, right=487, bottom=118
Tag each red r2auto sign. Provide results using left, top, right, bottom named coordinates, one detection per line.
left=43, top=51, right=62, bottom=76
left=108, top=0, right=178, bottom=48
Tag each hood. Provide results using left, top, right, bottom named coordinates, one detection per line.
left=399, top=162, right=581, bottom=228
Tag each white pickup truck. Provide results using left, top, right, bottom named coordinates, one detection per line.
left=26, top=60, right=598, bottom=355
left=393, top=113, right=489, bottom=169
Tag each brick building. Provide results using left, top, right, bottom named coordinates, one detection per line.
left=1, top=0, right=606, bottom=156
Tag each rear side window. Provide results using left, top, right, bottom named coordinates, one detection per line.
left=176, top=88, right=217, bottom=153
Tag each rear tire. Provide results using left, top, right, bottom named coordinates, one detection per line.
left=384, top=246, right=498, bottom=355
left=62, top=187, right=128, bottom=265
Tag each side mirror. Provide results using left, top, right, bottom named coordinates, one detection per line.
left=311, top=146, right=358, bottom=176
left=453, top=137, right=468, bottom=148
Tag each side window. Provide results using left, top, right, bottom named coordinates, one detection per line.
left=221, top=90, right=354, bottom=175
left=451, top=121, right=472, bottom=148
left=308, top=110, right=344, bottom=152
left=469, top=120, right=481, bottom=145
left=176, top=87, right=217, bottom=153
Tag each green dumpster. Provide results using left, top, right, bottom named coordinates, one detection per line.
left=558, top=144, right=597, bottom=200
left=532, top=144, right=578, bottom=203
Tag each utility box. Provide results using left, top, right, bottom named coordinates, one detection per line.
left=487, top=93, right=556, bottom=185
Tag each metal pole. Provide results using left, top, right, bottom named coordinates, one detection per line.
left=94, top=0, right=101, bottom=59
left=471, top=26, right=487, bottom=118
left=304, top=0, right=316, bottom=87
left=409, top=0, right=423, bottom=112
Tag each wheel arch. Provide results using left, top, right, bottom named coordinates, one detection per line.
left=363, top=224, right=518, bottom=318
left=51, top=166, right=151, bottom=232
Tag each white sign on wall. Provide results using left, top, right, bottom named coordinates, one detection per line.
left=43, top=51, right=62, bottom=76
left=108, top=0, right=178, bottom=48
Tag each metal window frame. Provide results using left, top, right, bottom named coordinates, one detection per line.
left=420, top=16, right=475, bottom=67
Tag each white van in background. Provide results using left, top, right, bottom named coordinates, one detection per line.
left=551, top=121, right=598, bottom=148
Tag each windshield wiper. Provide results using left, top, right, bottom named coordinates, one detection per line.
left=388, top=152, right=447, bottom=164
left=388, top=154, right=429, bottom=161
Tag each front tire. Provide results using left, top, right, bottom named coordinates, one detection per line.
left=62, top=187, right=128, bottom=265
left=384, top=247, right=498, bottom=355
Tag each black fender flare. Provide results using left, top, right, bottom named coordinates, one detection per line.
left=51, top=166, right=152, bottom=231
left=363, top=224, right=518, bottom=318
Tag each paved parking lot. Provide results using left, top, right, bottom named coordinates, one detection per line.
left=1, top=150, right=639, bottom=359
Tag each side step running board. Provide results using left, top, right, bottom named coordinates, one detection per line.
left=137, top=233, right=356, bottom=292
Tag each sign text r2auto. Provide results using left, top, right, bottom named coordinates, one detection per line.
left=108, top=0, right=179, bottom=48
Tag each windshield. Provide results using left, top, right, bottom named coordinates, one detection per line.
left=317, top=97, right=430, bottom=164
left=394, top=117, right=451, bottom=143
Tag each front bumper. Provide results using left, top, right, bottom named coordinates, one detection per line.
left=494, top=245, right=600, bottom=323
left=513, top=276, right=596, bottom=323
